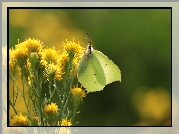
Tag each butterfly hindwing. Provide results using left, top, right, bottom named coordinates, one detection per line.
left=78, top=52, right=106, bottom=92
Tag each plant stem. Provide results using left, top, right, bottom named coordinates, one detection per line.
left=21, top=74, right=31, bottom=120
left=34, top=71, right=44, bottom=126
left=9, top=98, right=18, bottom=115
left=72, top=107, right=77, bottom=124
left=61, top=93, right=70, bottom=119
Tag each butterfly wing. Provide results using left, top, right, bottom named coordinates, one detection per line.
left=78, top=52, right=106, bottom=92
left=93, top=50, right=121, bottom=84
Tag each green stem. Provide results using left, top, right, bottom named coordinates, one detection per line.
left=60, top=55, right=75, bottom=121
left=48, top=79, right=52, bottom=96
left=72, top=107, right=77, bottom=124
left=9, top=98, right=18, bottom=115
left=34, top=71, right=44, bottom=126
left=43, top=88, right=56, bottom=105
left=61, top=93, right=70, bottom=119
left=72, top=101, right=80, bottom=124
left=10, top=71, right=21, bottom=93
left=21, top=74, right=31, bottom=119
left=12, top=85, right=14, bottom=105
left=39, top=97, right=44, bottom=126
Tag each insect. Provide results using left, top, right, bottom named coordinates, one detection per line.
left=77, top=33, right=121, bottom=92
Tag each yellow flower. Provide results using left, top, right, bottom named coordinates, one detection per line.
left=61, top=118, right=72, bottom=126
left=57, top=52, right=69, bottom=71
left=40, top=47, right=60, bottom=67
left=57, top=39, right=84, bottom=77
left=71, top=85, right=86, bottom=101
left=9, top=45, right=29, bottom=68
left=21, top=38, right=43, bottom=54
left=59, top=118, right=72, bottom=134
left=44, top=102, right=59, bottom=115
left=63, top=38, right=84, bottom=54
left=44, top=102, right=59, bottom=126
left=10, top=113, right=30, bottom=126
left=40, top=47, right=63, bottom=80
left=9, top=38, right=42, bottom=72
left=63, top=38, right=84, bottom=66
left=44, top=63, right=63, bottom=81
left=9, top=38, right=48, bottom=70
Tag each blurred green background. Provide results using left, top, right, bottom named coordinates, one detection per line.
left=9, top=8, right=171, bottom=126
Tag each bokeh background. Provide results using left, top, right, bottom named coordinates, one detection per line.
left=9, top=8, right=171, bottom=126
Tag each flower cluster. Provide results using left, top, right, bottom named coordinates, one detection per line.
left=10, top=113, right=30, bottom=126
left=59, top=39, right=84, bottom=73
left=9, top=38, right=87, bottom=127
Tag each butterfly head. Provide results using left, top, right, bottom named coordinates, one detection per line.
left=85, top=43, right=94, bottom=57
left=84, top=33, right=94, bottom=56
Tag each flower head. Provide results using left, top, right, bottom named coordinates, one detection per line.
left=63, top=38, right=84, bottom=57
left=10, top=113, right=30, bottom=126
left=61, top=118, right=72, bottom=126
left=62, top=38, right=84, bottom=67
left=40, top=47, right=60, bottom=67
left=44, top=102, right=59, bottom=126
left=71, top=85, right=86, bottom=101
left=22, top=38, right=43, bottom=54
left=39, top=47, right=63, bottom=80
left=44, top=102, right=59, bottom=115
left=44, top=63, right=63, bottom=81
left=71, top=84, right=86, bottom=108
left=9, top=45, right=29, bottom=68
left=9, top=38, right=43, bottom=71
left=57, top=38, right=84, bottom=79
left=58, top=118, right=72, bottom=134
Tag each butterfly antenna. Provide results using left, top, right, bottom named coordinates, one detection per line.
left=86, top=33, right=92, bottom=47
